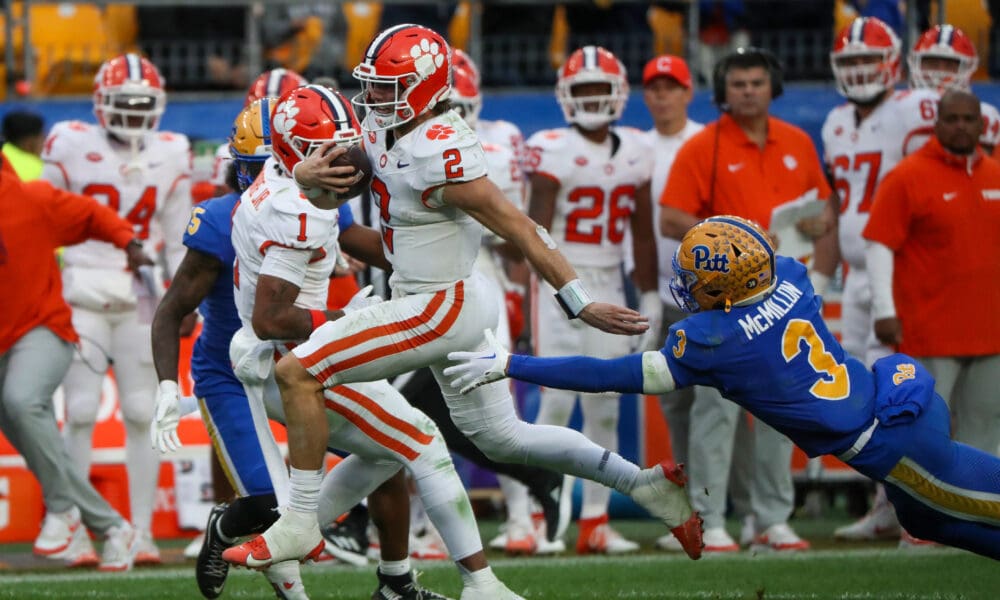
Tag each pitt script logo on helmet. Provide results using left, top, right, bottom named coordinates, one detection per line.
left=670, top=216, right=776, bottom=313
left=352, top=24, right=452, bottom=132
left=270, top=84, right=362, bottom=177
left=556, top=45, right=629, bottom=130
left=229, top=98, right=276, bottom=190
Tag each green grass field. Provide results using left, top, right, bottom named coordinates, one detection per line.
left=2, top=516, right=997, bottom=599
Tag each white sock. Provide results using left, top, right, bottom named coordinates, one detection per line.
left=460, top=565, right=497, bottom=588
left=379, top=557, right=410, bottom=577
left=288, top=467, right=323, bottom=514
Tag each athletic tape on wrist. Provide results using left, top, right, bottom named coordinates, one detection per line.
left=554, top=279, right=593, bottom=319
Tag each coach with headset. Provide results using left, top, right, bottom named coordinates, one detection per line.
left=657, top=47, right=837, bottom=553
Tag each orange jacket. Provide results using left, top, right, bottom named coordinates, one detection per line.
left=0, top=156, right=136, bottom=355
left=864, top=137, right=1000, bottom=356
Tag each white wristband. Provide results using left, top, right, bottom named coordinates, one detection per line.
left=158, top=380, right=179, bottom=396
left=554, top=279, right=593, bottom=319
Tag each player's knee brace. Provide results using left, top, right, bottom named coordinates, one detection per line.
left=219, top=492, right=279, bottom=538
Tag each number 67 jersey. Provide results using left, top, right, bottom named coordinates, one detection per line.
left=524, top=125, right=652, bottom=268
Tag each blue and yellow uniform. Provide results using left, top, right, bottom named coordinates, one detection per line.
left=183, top=192, right=355, bottom=497
left=503, top=256, right=1000, bottom=560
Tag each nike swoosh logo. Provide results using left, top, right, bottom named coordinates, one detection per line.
left=482, top=353, right=496, bottom=360
left=728, top=163, right=744, bottom=173
left=943, top=192, right=958, bottom=201
left=212, top=585, right=224, bottom=594
left=397, top=161, right=410, bottom=168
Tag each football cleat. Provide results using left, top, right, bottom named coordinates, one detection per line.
left=834, top=498, right=901, bottom=541
left=899, top=528, right=939, bottom=549
left=222, top=510, right=325, bottom=570
left=502, top=521, right=537, bottom=556
left=575, top=515, right=639, bottom=555
left=34, top=506, right=82, bottom=556
left=133, top=529, right=161, bottom=565
left=458, top=577, right=526, bottom=600
left=264, top=560, right=309, bottom=600
left=628, top=461, right=703, bottom=559
left=701, top=527, right=740, bottom=553
left=320, top=504, right=370, bottom=567
left=197, top=504, right=231, bottom=599
left=373, top=569, right=454, bottom=600
left=750, top=523, right=810, bottom=552
left=98, top=521, right=138, bottom=572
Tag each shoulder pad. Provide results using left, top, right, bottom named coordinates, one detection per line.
left=410, top=112, right=480, bottom=159
left=526, top=128, right=569, bottom=150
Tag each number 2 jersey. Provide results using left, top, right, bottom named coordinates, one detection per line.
left=663, top=256, right=875, bottom=457
left=42, top=121, right=192, bottom=277
left=362, top=109, right=489, bottom=295
left=524, top=125, right=652, bottom=268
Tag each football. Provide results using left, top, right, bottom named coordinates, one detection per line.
left=332, top=143, right=373, bottom=199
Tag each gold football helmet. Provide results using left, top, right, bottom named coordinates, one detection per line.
left=229, top=98, right=277, bottom=190
left=670, top=215, right=776, bottom=312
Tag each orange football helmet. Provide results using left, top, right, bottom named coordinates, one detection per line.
left=93, top=53, right=166, bottom=140
left=908, top=24, right=978, bottom=91
left=452, top=48, right=481, bottom=85
left=245, top=68, right=308, bottom=107
left=451, top=66, right=482, bottom=127
left=352, top=24, right=452, bottom=132
left=670, top=216, right=776, bottom=313
left=556, top=46, right=629, bottom=130
left=270, top=84, right=362, bottom=176
left=830, top=17, right=901, bottom=102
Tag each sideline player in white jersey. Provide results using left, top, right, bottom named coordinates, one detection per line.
left=908, top=24, right=1000, bottom=153
left=834, top=22, right=1000, bottom=547
left=223, top=85, right=517, bottom=599
left=524, top=45, right=659, bottom=555
left=224, top=24, right=704, bottom=577
left=637, top=54, right=705, bottom=552
left=821, top=17, right=938, bottom=367
left=41, top=53, right=193, bottom=564
left=452, top=60, right=566, bottom=556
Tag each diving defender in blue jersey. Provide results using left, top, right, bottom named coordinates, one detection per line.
left=446, top=215, right=1000, bottom=561
left=150, top=100, right=447, bottom=600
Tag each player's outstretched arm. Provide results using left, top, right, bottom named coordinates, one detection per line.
left=445, top=329, right=678, bottom=396
left=443, top=176, right=647, bottom=336
left=338, top=222, right=391, bottom=271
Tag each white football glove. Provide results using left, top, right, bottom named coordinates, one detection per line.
left=152, top=380, right=182, bottom=454
left=633, top=291, right=664, bottom=353
left=343, top=284, right=383, bottom=314
left=230, top=326, right=275, bottom=384
left=444, top=329, right=511, bottom=394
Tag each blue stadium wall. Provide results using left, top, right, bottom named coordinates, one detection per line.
left=8, top=82, right=1000, bottom=150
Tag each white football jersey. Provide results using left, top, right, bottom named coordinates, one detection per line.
left=822, top=88, right=938, bottom=267
left=231, top=158, right=341, bottom=331
left=478, top=118, right=526, bottom=173
left=525, top=125, right=652, bottom=268
left=647, top=120, right=704, bottom=305
left=362, top=110, right=488, bottom=295
left=41, top=120, right=192, bottom=275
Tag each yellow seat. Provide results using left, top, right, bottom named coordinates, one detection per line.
left=30, top=2, right=112, bottom=95
left=343, top=2, right=384, bottom=72
left=648, top=6, right=685, bottom=58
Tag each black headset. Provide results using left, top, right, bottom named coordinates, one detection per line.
left=712, top=46, right=784, bottom=109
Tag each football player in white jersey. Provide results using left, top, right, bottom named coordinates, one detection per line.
left=224, top=24, right=704, bottom=578
left=41, top=53, right=193, bottom=564
left=638, top=54, right=706, bottom=552
left=908, top=24, right=1000, bottom=153
left=523, top=45, right=659, bottom=555
left=823, top=17, right=940, bottom=546
left=452, top=61, right=567, bottom=556
left=822, top=17, right=938, bottom=367
left=222, top=85, right=514, bottom=600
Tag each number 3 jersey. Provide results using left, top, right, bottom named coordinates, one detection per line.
left=230, top=158, right=341, bottom=331
left=663, top=255, right=875, bottom=457
left=524, top=125, right=652, bottom=268
left=42, top=120, right=192, bottom=275
left=362, top=109, right=488, bottom=295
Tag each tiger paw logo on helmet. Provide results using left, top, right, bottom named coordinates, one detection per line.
left=410, top=38, right=445, bottom=79
left=272, top=98, right=300, bottom=141
left=426, top=124, right=455, bottom=141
